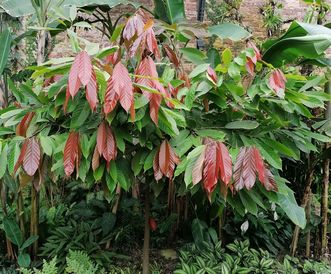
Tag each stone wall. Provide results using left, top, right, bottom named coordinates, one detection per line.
left=50, top=0, right=328, bottom=58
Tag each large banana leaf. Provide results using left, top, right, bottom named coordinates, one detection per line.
left=0, top=0, right=139, bottom=17
left=263, top=21, right=331, bottom=67
left=0, top=29, right=12, bottom=75
left=154, top=0, right=185, bottom=24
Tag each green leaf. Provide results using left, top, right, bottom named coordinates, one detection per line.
left=39, top=135, right=54, bottom=156
left=20, top=235, right=39, bottom=251
left=0, top=144, right=8, bottom=179
left=196, top=129, right=225, bottom=140
left=222, top=48, right=233, bottom=65
left=17, top=253, right=31, bottom=268
left=225, top=120, right=259, bottom=130
left=208, top=23, right=251, bottom=41
left=277, top=186, right=306, bottom=229
left=154, top=0, right=185, bottom=24
left=7, top=142, right=20, bottom=174
left=239, top=191, right=258, bottom=216
left=3, top=217, right=23, bottom=246
left=0, top=29, right=12, bottom=75
left=179, top=48, right=207, bottom=65
left=263, top=22, right=331, bottom=67
left=70, top=101, right=91, bottom=129
left=144, top=149, right=157, bottom=172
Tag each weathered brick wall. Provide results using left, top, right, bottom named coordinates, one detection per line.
left=50, top=0, right=327, bottom=58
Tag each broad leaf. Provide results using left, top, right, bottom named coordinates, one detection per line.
left=208, top=23, right=251, bottom=41
left=154, top=0, right=185, bottom=24
left=0, top=29, right=11, bottom=75
left=63, top=132, right=80, bottom=176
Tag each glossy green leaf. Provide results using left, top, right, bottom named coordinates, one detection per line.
left=225, top=120, right=259, bottom=130
left=154, top=0, right=185, bottom=24
left=208, top=23, right=251, bottom=41
left=0, top=29, right=11, bottom=75
left=3, top=217, right=23, bottom=246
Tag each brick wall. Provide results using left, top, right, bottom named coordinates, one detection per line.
left=50, top=0, right=323, bottom=57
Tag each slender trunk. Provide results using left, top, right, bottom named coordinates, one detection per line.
left=290, top=153, right=315, bottom=256
left=305, top=189, right=312, bottom=258
left=30, top=185, right=39, bottom=258
left=320, top=75, right=331, bottom=257
left=17, top=191, right=25, bottom=238
left=142, top=187, right=150, bottom=274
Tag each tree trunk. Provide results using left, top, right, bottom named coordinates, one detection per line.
left=30, top=185, right=39, bottom=258
left=320, top=74, right=331, bottom=257
left=290, top=153, right=315, bottom=256
left=305, top=189, right=312, bottom=258
left=37, top=30, right=46, bottom=65
left=142, top=187, right=150, bottom=274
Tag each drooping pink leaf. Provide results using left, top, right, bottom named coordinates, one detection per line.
left=207, top=66, right=218, bottom=84
left=16, top=112, right=35, bottom=137
left=104, top=62, right=133, bottom=114
left=234, top=147, right=256, bottom=191
left=192, top=146, right=205, bottom=185
left=153, top=150, right=162, bottom=181
left=123, top=14, right=144, bottom=41
left=203, top=141, right=218, bottom=194
left=217, top=143, right=232, bottom=185
left=86, top=69, right=98, bottom=111
left=23, top=137, right=40, bottom=176
left=269, top=69, right=287, bottom=98
left=63, top=132, right=80, bottom=176
left=154, top=140, right=179, bottom=180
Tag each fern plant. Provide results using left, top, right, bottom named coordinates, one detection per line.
left=21, top=257, right=58, bottom=274
left=65, top=250, right=103, bottom=274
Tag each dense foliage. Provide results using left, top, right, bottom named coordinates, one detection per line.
left=0, top=0, right=330, bottom=273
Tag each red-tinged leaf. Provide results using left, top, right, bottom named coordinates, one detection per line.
left=112, top=62, right=133, bottom=113
left=77, top=51, right=92, bottom=86
left=68, top=56, right=81, bottom=98
left=105, top=49, right=121, bottom=65
left=149, top=218, right=157, bottom=231
left=86, top=69, right=98, bottom=111
left=123, top=14, right=144, bottom=41
left=163, top=44, right=180, bottom=68
left=178, top=71, right=191, bottom=88
left=16, top=112, right=35, bottom=137
left=97, top=122, right=106, bottom=155
left=14, top=140, right=28, bottom=175
left=247, top=41, right=261, bottom=61
left=269, top=69, right=287, bottom=98
left=104, top=78, right=119, bottom=115
left=234, top=147, right=256, bottom=191
left=153, top=150, right=162, bottom=181
left=63, top=132, right=79, bottom=176
left=135, top=57, right=172, bottom=124
left=217, top=142, right=232, bottom=185
left=158, top=140, right=179, bottom=179
left=246, top=58, right=255, bottom=76
left=103, top=124, right=117, bottom=163
left=145, top=27, right=160, bottom=59
left=130, top=103, right=135, bottom=122
left=203, top=141, right=218, bottom=194
left=149, top=95, right=162, bottom=125
left=168, top=83, right=178, bottom=98
left=252, top=147, right=265, bottom=183
left=23, top=137, right=40, bottom=176
left=63, top=86, right=70, bottom=113
left=207, top=66, right=218, bottom=84
left=92, top=146, right=100, bottom=171
left=261, top=168, right=277, bottom=191
left=159, top=140, right=170, bottom=176
left=129, top=20, right=160, bottom=59
left=192, top=147, right=205, bottom=185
